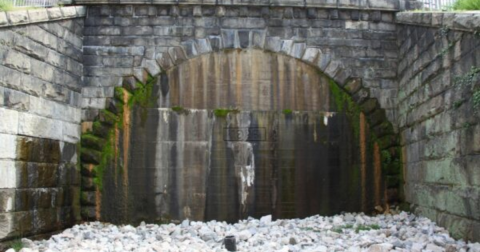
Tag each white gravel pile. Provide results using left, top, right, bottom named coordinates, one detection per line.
left=11, top=212, right=480, bottom=252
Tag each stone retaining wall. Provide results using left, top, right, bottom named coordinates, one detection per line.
left=396, top=11, right=480, bottom=241
left=0, top=6, right=86, bottom=241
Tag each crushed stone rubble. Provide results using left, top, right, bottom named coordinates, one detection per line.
left=11, top=212, right=480, bottom=252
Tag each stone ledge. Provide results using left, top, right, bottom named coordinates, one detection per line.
left=396, top=11, right=480, bottom=32
left=73, top=0, right=401, bottom=11
left=0, top=6, right=86, bottom=28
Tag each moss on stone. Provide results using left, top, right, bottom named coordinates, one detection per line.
left=128, top=76, right=157, bottom=124
left=214, top=108, right=240, bottom=117
left=81, top=133, right=104, bottom=150
left=328, top=79, right=404, bottom=204
left=81, top=76, right=157, bottom=190
left=172, top=106, right=190, bottom=115
left=114, top=87, right=126, bottom=103
left=329, top=80, right=362, bottom=137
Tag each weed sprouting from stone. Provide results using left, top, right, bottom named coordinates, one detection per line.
left=473, top=90, right=480, bottom=112
left=439, top=26, right=450, bottom=37
left=171, top=106, right=190, bottom=115
left=453, top=100, right=464, bottom=109
left=355, top=224, right=381, bottom=233
left=214, top=108, right=240, bottom=117
left=11, top=239, right=24, bottom=252
left=454, top=66, right=480, bottom=87
left=454, top=66, right=480, bottom=113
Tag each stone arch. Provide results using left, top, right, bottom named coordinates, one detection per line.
left=81, top=37, right=402, bottom=221
left=130, top=36, right=390, bottom=139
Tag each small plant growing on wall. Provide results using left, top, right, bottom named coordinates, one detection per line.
left=171, top=106, right=190, bottom=115
left=214, top=108, right=240, bottom=117
left=454, top=66, right=480, bottom=113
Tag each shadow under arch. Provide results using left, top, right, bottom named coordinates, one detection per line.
left=80, top=46, right=403, bottom=224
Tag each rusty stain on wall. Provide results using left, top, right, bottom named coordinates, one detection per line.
left=96, top=50, right=389, bottom=224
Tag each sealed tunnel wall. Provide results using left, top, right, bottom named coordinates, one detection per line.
left=90, top=50, right=393, bottom=224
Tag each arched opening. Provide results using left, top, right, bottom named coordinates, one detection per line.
left=80, top=49, right=402, bottom=225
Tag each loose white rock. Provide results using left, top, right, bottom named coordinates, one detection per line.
left=15, top=212, right=476, bottom=252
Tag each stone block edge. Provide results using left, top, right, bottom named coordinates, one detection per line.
left=0, top=6, right=86, bottom=28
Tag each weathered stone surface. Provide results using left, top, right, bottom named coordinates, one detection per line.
left=27, top=9, right=49, bottom=23
left=0, top=189, right=15, bottom=212
left=0, top=161, right=17, bottom=189
left=7, top=11, right=29, bottom=25
left=3, top=50, right=31, bottom=73
left=0, top=108, right=19, bottom=135
left=48, top=9, right=65, bottom=21
left=18, top=113, right=63, bottom=140
left=0, top=12, right=8, bottom=26
left=0, top=134, right=16, bottom=160
left=4, top=89, right=30, bottom=111
left=221, top=29, right=238, bottom=48
left=397, top=13, right=480, bottom=242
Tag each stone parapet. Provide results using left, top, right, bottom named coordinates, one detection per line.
left=73, top=0, right=402, bottom=11
left=0, top=6, right=86, bottom=28
left=396, top=11, right=480, bottom=32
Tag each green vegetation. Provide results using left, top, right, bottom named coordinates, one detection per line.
left=172, top=106, right=190, bottom=115
left=439, top=42, right=454, bottom=57
left=355, top=224, right=381, bottom=233
left=0, top=0, right=42, bottom=11
left=473, top=90, right=480, bottom=111
left=454, top=66, right=480, bottom=87
left=10, top=239, right=24, bottom=252
left=329, top=80, right=362, bottom=137
left=214, top=108, right=240, bottom=117
left=0, top=1, right=14, bottom=11
left=452, top=0, right=480, bottom=10
left=128, top=77, right=156, bottom=124
left=462, top=122, right=472, bottom=129
left=282, top=109, right=293, bottom=115
left=453, top=100, right=465, bottom=109
left=454, top=66, right=480, bottom=113
left=81, top=76, right=157, bottom=189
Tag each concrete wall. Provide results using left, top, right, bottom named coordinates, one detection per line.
left=0, top=7, right=86, bottom=241
left=396, top=12, right=480, bottom=241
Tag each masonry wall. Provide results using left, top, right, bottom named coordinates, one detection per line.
left=0, top=7, right=86, bottom=241
left=81, top=4, right=401, bottom=126
left=396, top=12, right=480, bottom=241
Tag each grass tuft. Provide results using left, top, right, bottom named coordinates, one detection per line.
left=0, top=1, right=14, bottom=11
left=453, top=0, right=480, bottom=10
left=10, top=239, right=24, bottom=252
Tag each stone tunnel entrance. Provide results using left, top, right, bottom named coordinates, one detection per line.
left=82, top=49, right=400, bottom=225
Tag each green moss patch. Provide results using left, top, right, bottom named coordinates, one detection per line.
left=172, top=106, right=190, bottom=115
left=81, top=75, right=157, bottom=189
left=214, top=108, right=240, bottom=117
